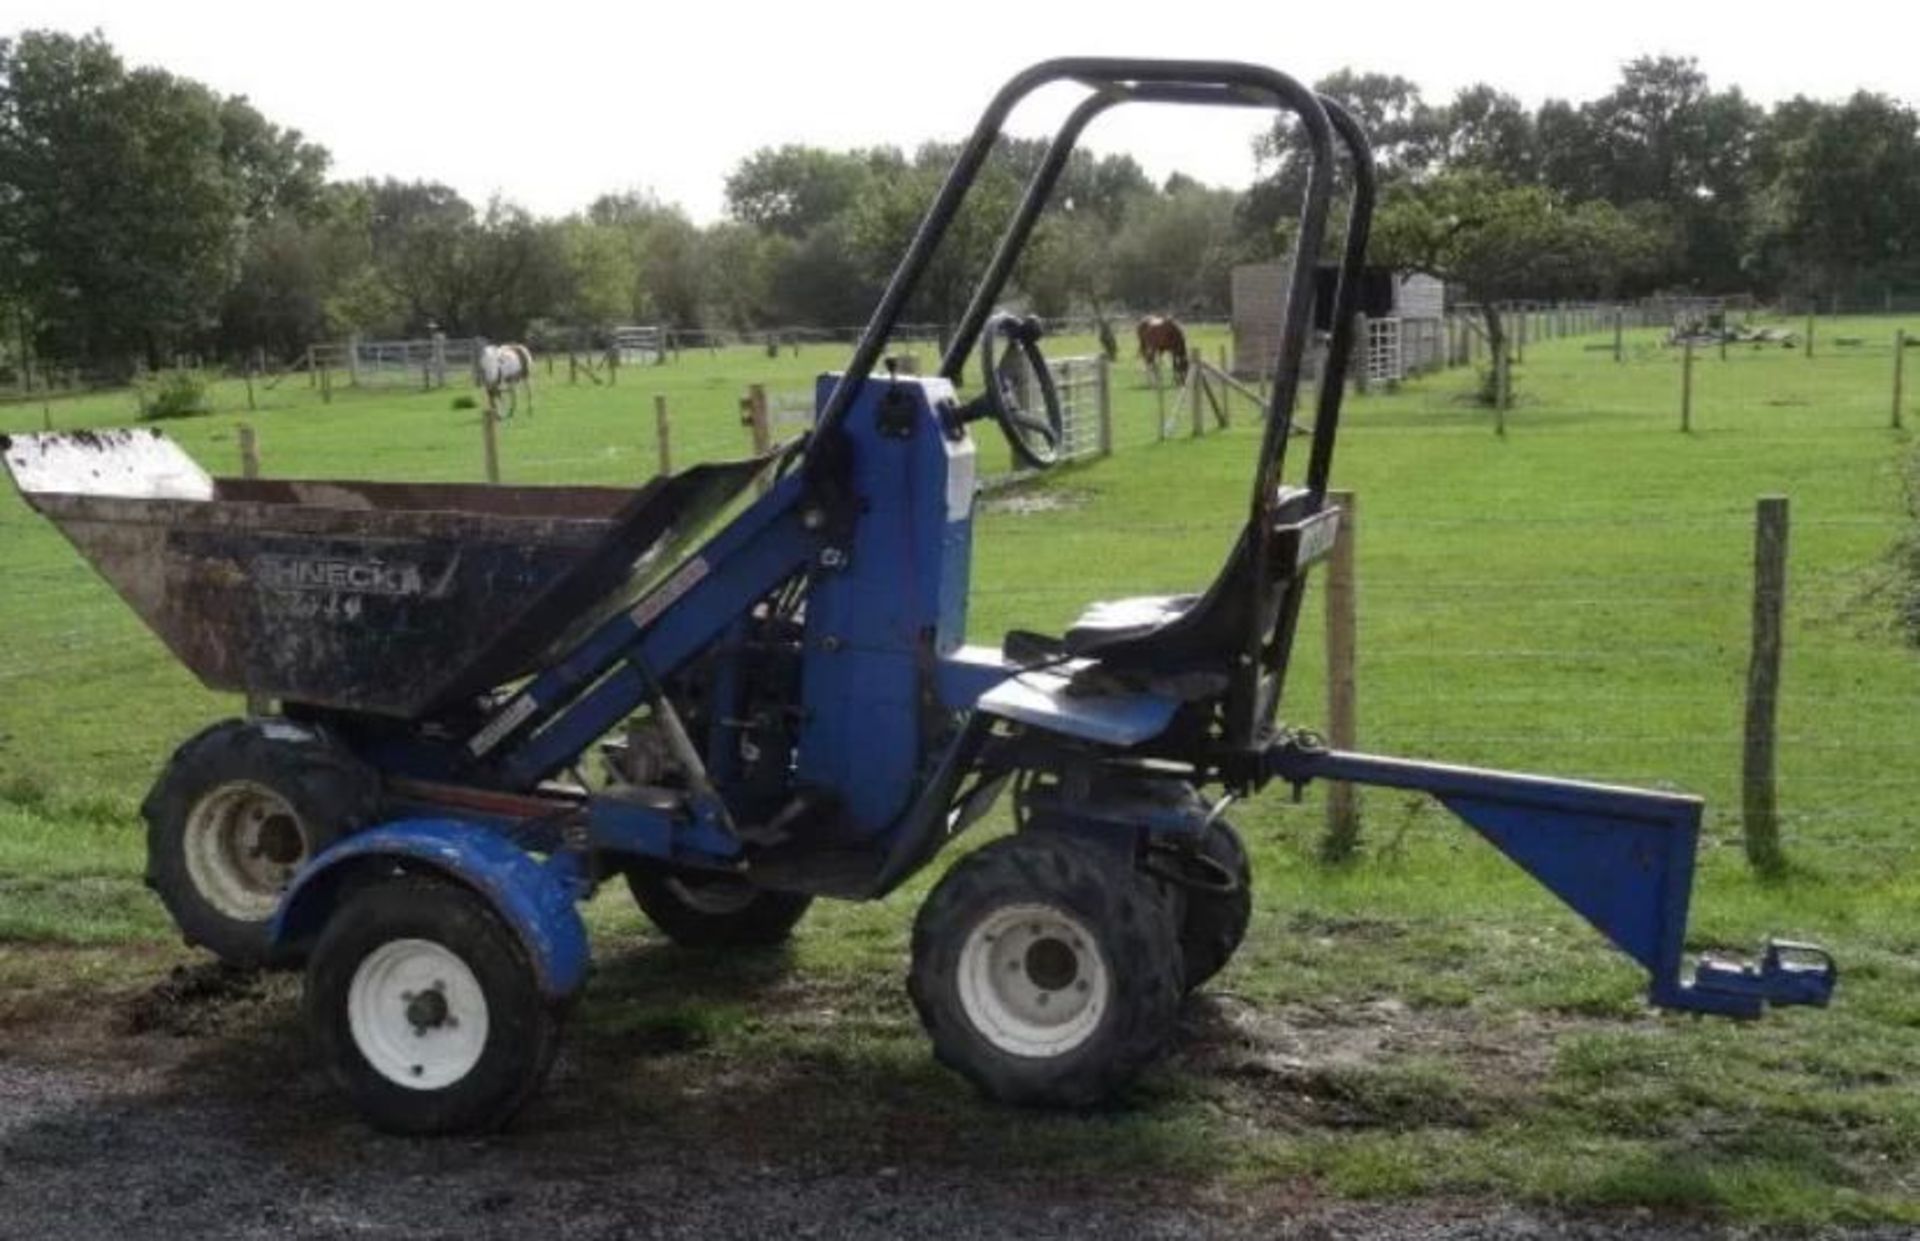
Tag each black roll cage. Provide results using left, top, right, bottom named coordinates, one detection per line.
left=805, top=58, right=1378, bottom=748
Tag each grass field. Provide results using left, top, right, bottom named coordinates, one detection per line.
left=2, top=316, right=1918, bottom=1224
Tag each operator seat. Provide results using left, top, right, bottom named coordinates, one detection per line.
left=1005, top=486, right=1318, bottom=681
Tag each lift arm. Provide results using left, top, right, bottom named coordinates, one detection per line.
left=1265, top=738, right=1837, bottom=1017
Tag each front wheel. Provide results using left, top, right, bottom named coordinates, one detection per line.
left=908, top=832, right=1183, bottom=1107
left=304, top=874, right=561, bottom=1135
left=1172, top=819, right=1253, bottom=990
left=625, top=868, right=812, bottom=948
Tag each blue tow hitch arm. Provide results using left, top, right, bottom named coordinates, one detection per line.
left=1264, top=740, right=1837, bottom=1018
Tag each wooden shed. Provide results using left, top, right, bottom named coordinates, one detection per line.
left=1232, top=263, right=1445, bottom=380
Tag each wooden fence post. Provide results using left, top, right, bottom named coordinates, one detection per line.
left=1614, top=307, right=1624, bottom=363
left=745, top=383, right=771, bottom=493
left=1804, top=308, right=1815, bottom=360
left=482, top=408, right=501, bottom=484
left=1353, top=314, right=1370, bottom=394
left=1153, top=365, right=1168, bottom=440
left=239, top=422, right=260, bottom=479
left=1322, top=489, right=1360, bottom=861
left=1095, top=355, right=1113, bottom=457
left=319, top=361, right=332, bottom=405
left=1494, top=336, right=1510, bottom=435
left=244, top=360, right=256, bottom=412
left=654, top=395, right=673, bottom=476
left=1189, top=358, right=1204, bottom=437
left=1894, top=330, right=1907, bottom=430
left=1681, top=337, right=1695, bottom=432
left=1742, top=496, right=1789, bottom=877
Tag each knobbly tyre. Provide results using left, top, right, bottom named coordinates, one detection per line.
left=3, top=58, right=1835, bottom=1134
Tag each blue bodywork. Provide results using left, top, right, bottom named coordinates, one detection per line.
left=275, top=370, right=1834, bottom=1022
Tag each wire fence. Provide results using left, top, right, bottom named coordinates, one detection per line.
left=0, top=309, right=1916, bottom=882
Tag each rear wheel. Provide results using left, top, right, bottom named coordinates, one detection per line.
left=143, top=719, right=377, bottom=967
left=305, top=874, right=561, bottom=1135
left=625, top=869, right=812, bottom=948
left=908, top=832, right=1182, bottom=1106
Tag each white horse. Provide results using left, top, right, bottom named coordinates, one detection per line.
left=477, top=343, right=534, bottom=419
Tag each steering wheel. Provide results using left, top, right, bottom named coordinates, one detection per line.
left=978, top=313, right=1065, bottom=470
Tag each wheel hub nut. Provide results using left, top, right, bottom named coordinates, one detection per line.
left=1024, top=937, right=1078, bottom=991
left=406, top=988, right=450, bottom=1032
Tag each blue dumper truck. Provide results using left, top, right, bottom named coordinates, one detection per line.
left=2, top=58, right=1833, bottom=1133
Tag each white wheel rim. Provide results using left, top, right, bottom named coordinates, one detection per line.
left=182, top=781, right=310, bottom=920
left=347, top=938, right=490, bottom=1090
left=665, top=875, right=758, bottom=916
left=957, top=902, right=1110, bottom=1058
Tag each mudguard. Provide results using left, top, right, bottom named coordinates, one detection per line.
left=270, top=819, right=591, bottom=1000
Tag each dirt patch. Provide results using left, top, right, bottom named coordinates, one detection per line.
left=120, top=960, right=292, bottom=1038
left=1178, top=992, right=1563, bottom=1130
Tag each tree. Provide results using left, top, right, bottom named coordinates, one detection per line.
left=699, top=221, right=779, bottom=330
left=361, top=179, right=474, bottom=331
left=1748, top=93, right=1920, bottom=299
left=586, top=191, right=708, bottom=327
left=216, top=93, right=330, bottom=228
left=1535, top=57, right=1762, bottom=290
left=555, top=217, right=639, bottom=327
left=1434, top=85, right=1535, bottom=181
left=459, top=200, right=570, bottom=340
left=767, top=217, right=877, bottom=329
left=1244, top=69, right=1442, bottom=246
left=1016, top=210, right=1112, bottom=321
left=1534, top=98, right=1607, bottom=202
left=0, top=31, right=243, bottom=368
left=1063, top=149, right=1153, bottom=229
left=844, top=143, right=1025, bottom=330
left=724, top=146, right=895, bottom=238
left=1371, top=171, right=1667, bottom=416
left=1109, top=183, right=1243, bottom=316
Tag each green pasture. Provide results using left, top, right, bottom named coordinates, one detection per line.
left=3, top=315, right=1919, bottom=1223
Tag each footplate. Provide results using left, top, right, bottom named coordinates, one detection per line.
left=1676, top=939, right=1838, bottom=1018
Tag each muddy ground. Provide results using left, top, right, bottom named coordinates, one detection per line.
left=0, top=953, right=1894, bottom=1240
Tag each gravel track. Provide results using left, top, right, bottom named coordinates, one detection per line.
left=0, top=964, right=1897, bottom=1240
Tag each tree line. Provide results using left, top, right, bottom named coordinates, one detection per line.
left=1260, top=61, right=1920, bottom=309
left=4, top=29, right=1920, bottom=376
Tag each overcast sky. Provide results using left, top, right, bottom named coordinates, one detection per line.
left=11, top=0, right=1919, bottom=221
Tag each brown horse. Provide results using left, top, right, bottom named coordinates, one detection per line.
left=1136, top=315, right=1189, bottom=383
